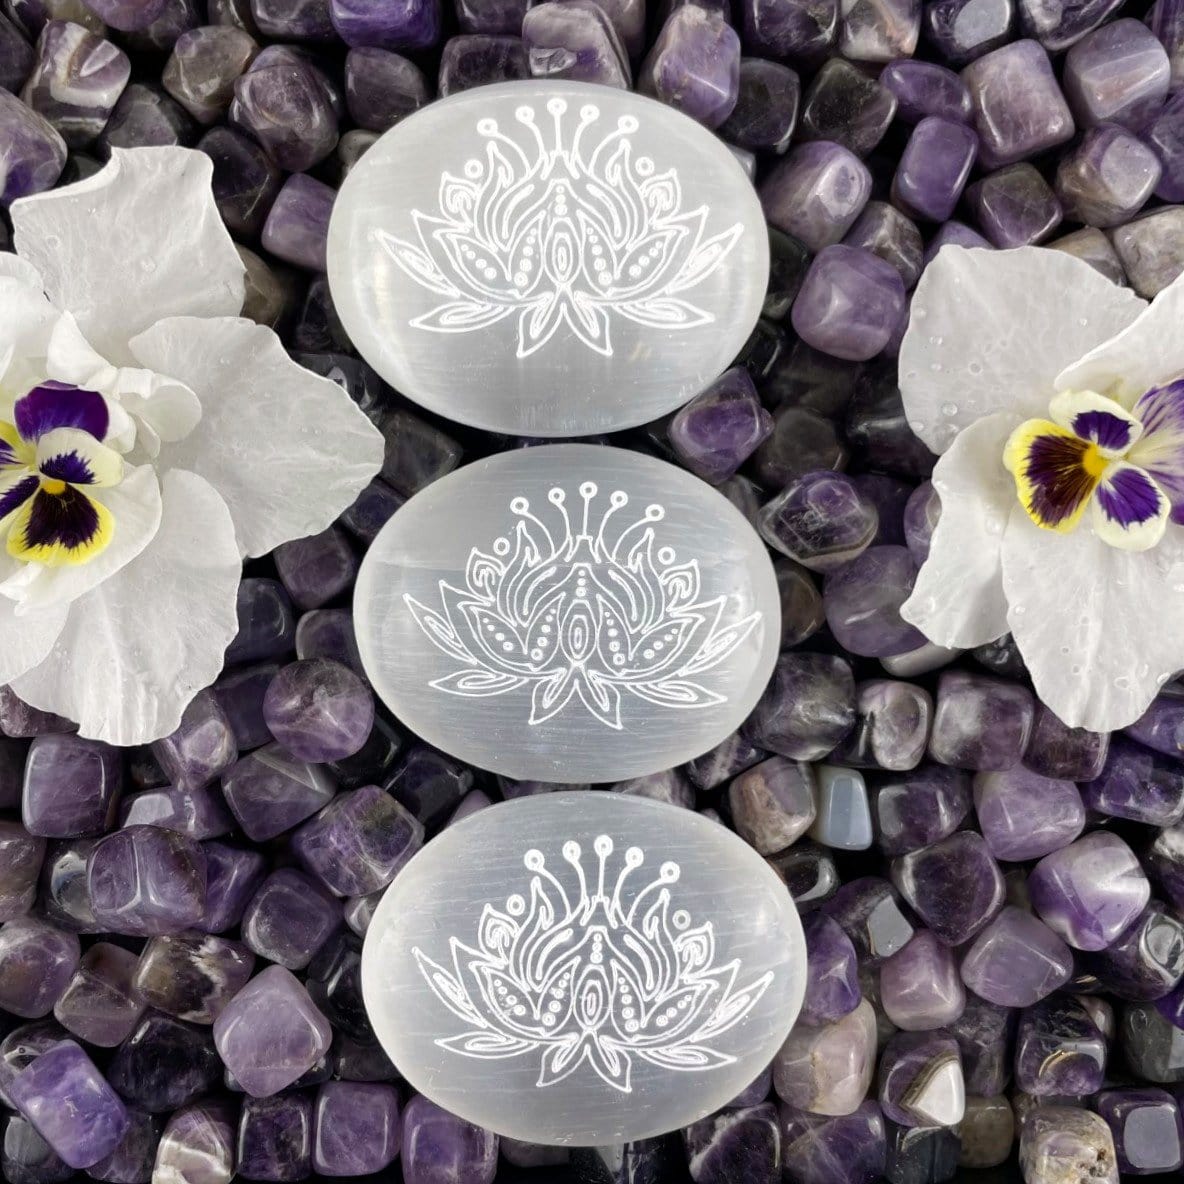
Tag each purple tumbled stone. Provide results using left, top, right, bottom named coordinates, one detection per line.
left=892, top=116, right=978, bottom=222
left=1029, top=831, right=1151, bottom=952
left=823, top=545, right=924, bottom=657
left=0, top=917, right=79, bottom=1019
left=800, top=911, right=861, bottom=1026
left=154, top=1101, right=235, bottom=1184
left=754, top=406, right=849, bottom=488
left=162, top=25, right=257, bottom=124
left=0, top=822, right=44, bottom=921
left=199, top=841, right=268, bottom=934
left=720, top=58, right=800, bottom=154
left=212, top=664, right=278, bottom=752
left=966, top=162, right=1062, bottom=247
left=1063, top=18, right=1169, bottom=132
left=729, top=757, right=817, bottom=854
left=685, top=1103, right=781, bottom=1183
left=774, top=1001, right=876, bottom=1116
left=741, top=0, right=837, bottom=62
left=799, top=58, right=896, bottom=157
left=1112, top=205, right=1184, bottom=299
left=241, top=867, right=339, bottom=970
left=86, top=1106, right=161, bottom=1184
left=124, top=0, right=202, bottom=53
left=1095, top=1088, right=1184, bottom=1175
left=668, top=368, right=772, bottom=485
left=455, top=0, right=530, bottom=32
left=197, top=126, right=280, bottom=238
left=745, top=652, right=855, bottom=761
left=779, top=1100, right=887, bottom=1184
left=21, top=21, right=129, bottom=147
left=822, top=876, right=914, bottom=963
left=881, top=60, right=971, bottom=123
left=686, top=731, right=766, bottom=792
left=292, top=784, right=423, bottom=896
left=1086, top=902, right=1184, bottom=1002
left=107, top=1011, right=221, bottom=1114
left=38, top=838, right=101, bottom=934
left=1016, top=997, right=1106, bottom=1097
left=86, top=825, right=207, bottom=937
left=760, top=141, right=871, bottom=252
left=839, top=0, right=919, bottom=60
left=1082, top=737, right=1184, bottom=826
left=1146, top=91, right=1184, bottom=206
left=224, top=578, right=296, bottom=665
left=922, top=219, right=991, bottom=265
left=312, top=1081, right=401, bottom=1175
left=8, top=1040, right=128, bottom=1169
left=262, top=658, right=373, bottom=764
left=133, top=933, right=255, bottom=1025
left=213, top=965, right=331, bottom=1097
left=329, top=0, right=440, bottom=50
left=260, top=171, right=333, bottom=271
left=80, top=0, right=167, bottom=30
left=401, top=1095, right=497, bottom=1184
left=249, top=0, right=334, bottom=40
left=973, top=767, right=1086, bottom=861
left=236, top=1093, right=314, bottom=1182
left=881, top=929, right=964, bottom=1030
left=960, top=906, right=1072, bottom=1007
left=384, top=744, right=474, bottom=827
left=758, top=471, right=878, bottom=572
left=1048, top=226, right=1127, bottom=283
left=793, top=246, right=905, bottom=362
left=1016, top=0, right=1121, bottom=49
left=294, top=609, right=363, bottom=678
left=221, top=743, right=337, bottom=841
left=119, top=783, right=233, bottom=841
left=52, top=942, right=143, bottom=1047
left=962, top=40, right=1074, bottom=169
left=521, top=0, right=631, bottom=88
left=892, top=830, right=1004, bottom=946
left=151, top=690, right=237, bottom=794
left=344, top=47, right=426, bottom=131
left=929, top=670, right=1035, bottom=771
left=832, top=680, right=933, bottom=772
left=1055, top=125, right=1160, bottom=229
left=878, top=1032, right=964, bottom=1127
left=1023, top=704, right=1109, bottom=780
left=902, top=481, right=939, bottom=566
left=871, top=765, right=970, bottom=855
left=230, top=54, right=337, bottom=172
left=0, top=12, right=34, bottom=92
left=639, top=7, right=740, bottom=127
left=1126, top=690, right=1184, bottom=757
left=438, top=33, right=528, bottom=93
left=1019, top=1106, right=1119, bottom=1184
left=377, top=408, right=462, bottom=497
left=22, top=734, right=120, bottom=838
left=98, top=81, right=195, bottom=154
left=925, top=0, right=1014, bottom=62
left=0, top=1020, right=67, bottom=1110
left=272, top=527, right=357, bottom=611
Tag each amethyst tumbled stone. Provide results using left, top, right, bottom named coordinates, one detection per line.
left=745, top=652, right=855, bottom=760
left=344, top=46, right=428, bottom=131
left=779, top=1101, right=887, bottom=1184
left=871, top=765, right=970, bottom=855
left=965, top=163, right=1063, bottom=247
left=1028, top=831, right=1151, bottom=951
left=200, top=841, right=268, bottom=934
left=668, top=368, right=773, bottom=485
left=312, top=1081, right=401, bottom=1175
left=757, top=471, right=878, bottom=572
left=800, top=911, right=861, bottom=1026
left=22, top=734, right=121, bottom=837
left=1055, top=125, right=1160, bottom=229
left=792, top=245, right=906, bottom=362
left=241, top=867, right=339, bottom=970
left=1095, top=1088, right=1184, bottom=1176
left=880, top=60, right=972, bottom=124
left=798, top=59, right=897, bottom=157
left=892, top=116, right=978, bottom=222
left=639, top=6, right=740, bottom=128
left=973, top=767, right=1085, bottom=860
left=162, top=24, right=258, bottom=124
left=402, top=1095, right=497, bottom=1184
left=720, top=58, right=800, bottom=154
left=0, top=821, right=44, bottom=920
left=880, top=929, right=965, bottom=1030
left=7, top=1040, right=129, bottom=1169
left=52, top=942, right=144, bottom=1047
left=224, top=578, right=296, bottom=664
left=220, top=743, right=336, bottom=842
left=760, top=141, right=872, bottom=252
left=823, top=545, right=924, bottom=657
left=1063, top=18, right=1169, bottom=131
left=263, top=659, right=374, bottom=764
left=261, top=171, right=334, bottom=271
left=106, top=1012, right=221, bottom=1113
left=1086, top=902, right=1184, bottom=1002
left=154, top=1101, right=235, bottom=1184
left=213, top=965, right=331, bottom=1097
left=273, top=527, right=358, bottom=610
left=291, top=784, right=423, bottom=896
left=877, top=1031, right=965, bottom=1127
left=1018, top=1106, right=1119, bottom=1184
left=891, top=830, right=1003, bottom=945
left=729, top=756, right=817, bottom=854
left=329, top=0, right=442, bottom=51
left=823, top=876, right=914, bottom=964
left=236, top=1092, right=314, bottom=1182
left=520, top=0, right=631, bottom=89
left=959, top=905, right=1073, bottom=1007
left=1082, top=738, right=1184, bottom=826
left=133, top=933, right=255, bottom=1024
left=1015, top=997, right=1107, bottom=1096
left=928, top=670, right=1035, bottom=771
left=684, top=1103, right=781, bottom=1183
left=151, top=689, right=237, bottom=793
left=774, top=1000, right=877, bottom=1117
left=0, top=916, right=80, bottom=1019
left=86, top=825, right=207, bottom=937
left=0, top=88, right=66, bottom=204
left=1024, top=704, right=1109, bottom=781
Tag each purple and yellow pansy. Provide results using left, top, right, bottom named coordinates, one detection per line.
left=0, top=381, right=123, bottom=567
left=1003, top=382, right=1184, bottom=552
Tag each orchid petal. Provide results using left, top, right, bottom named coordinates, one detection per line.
left=900, top=246, right=1146, bottom=454
left=11, top=147, right=245, bottom=366
left=129, top=316, right=384, bottom=557
left=9, top=469, right=240, bottom=744
left=0, top=599, right=67, bottom=684
left=0, top=253, right=45, bottom=290
left=0, top=280, right=59, bottom=407
left=1057, top=269, right=1184, bottom=405
left=901, top=412, right=1017, bottom=648
left=1002, top=510, right=1184, bottom=731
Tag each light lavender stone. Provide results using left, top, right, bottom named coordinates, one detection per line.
left=773, top=998, right=877, bottom=1116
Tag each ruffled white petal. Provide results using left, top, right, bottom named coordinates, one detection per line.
left=1, top=463, right=162, bottom=610
left=0, top=254, right=45, bottom=291
left=0, top=598, right=67, bottom=683
left=46, top=314, right=199, bottom=456
left=131, top=316, right=385, bottom=557
left=1057, top=271, right=1184, bottom=406
left=900, top=247, right=1146, bottom=454
left=1001, top=509, right=1184, bottom=730
left=9, top=469, right=241, bottom=744
left=11, top=148, right=245, bottom=368
left=901, top=412, right=1018, bottom=648
left=0, top=281, right=59, bottom=408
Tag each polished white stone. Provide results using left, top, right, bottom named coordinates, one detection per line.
left=327, top=80, right=768, bottom=436
left=361, top=792, right=806, bottom=1144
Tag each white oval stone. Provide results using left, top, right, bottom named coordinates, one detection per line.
left=327, top=81, right=768, bottom=436
left=362, top=792, right=806, bottom=1144
left=354, top=444, right=780, bottom=783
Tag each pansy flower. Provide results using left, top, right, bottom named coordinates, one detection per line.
left=899, top=245, right=1184, bottom=732
left=0, top=147, right=384, bottom=744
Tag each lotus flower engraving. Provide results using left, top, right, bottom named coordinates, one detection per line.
left=376, top=97, right=745, bottom=358
left=413, top=835, right=773, bottom=1093
left=403, top=481, right=762, bottom=729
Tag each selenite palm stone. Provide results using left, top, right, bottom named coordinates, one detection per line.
left=327, top=80, right=769, bottom=435
left=361, top=792, right=806, bottom=1144
left=354, top=444, right=780, bottom=782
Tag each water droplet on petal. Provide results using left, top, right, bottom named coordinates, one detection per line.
left=941, top=402, right=958, bottom=417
